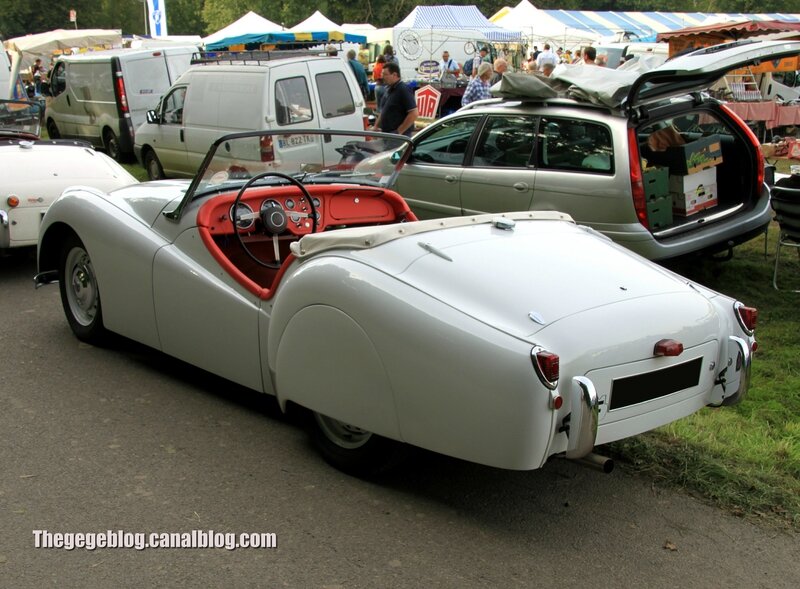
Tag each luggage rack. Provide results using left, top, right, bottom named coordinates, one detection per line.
left=191, top=49, right=330, bottom=66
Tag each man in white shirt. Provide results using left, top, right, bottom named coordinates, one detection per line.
left=536, top=43, right=558, bottom=71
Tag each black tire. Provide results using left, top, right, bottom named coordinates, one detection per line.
left=58, top=234, right=107, bottom=344
left=144, top=149, right=165, bottom=180
left=308, top=411, right=406, bottom=476
left=103, top=128, right=121, bottom=161
left=46, top=119, right=60, bottom=139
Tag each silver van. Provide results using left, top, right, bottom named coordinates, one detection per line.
left=134, top=53, right=367, bottom=179
left=45, top=46, right=197, bottom=160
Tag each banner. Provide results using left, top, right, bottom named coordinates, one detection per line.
left=147, top=0, right=168, bottom=37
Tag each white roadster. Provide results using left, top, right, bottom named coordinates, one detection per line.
left=35, top=130, right=756, bottom=475
left=0, top=99, right=136, bottom=252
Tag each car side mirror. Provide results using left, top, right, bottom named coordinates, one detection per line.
left=146, top=109, right=158, bottom=124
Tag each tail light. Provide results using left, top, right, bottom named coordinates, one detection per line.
left=260, top=135, right=274, bottom=162
left=531, top=346, right=559, bottom=390
left=7, top=196, right=20, bottom=207
left=654, top=339, right=683, bottom=357
left=719, top=103, right=764, bottom=191
left=627, top=127, right=648, bottom=229
left=115, top=74, right=129, bottom=113
left=734, top=302, right=757, bottom=335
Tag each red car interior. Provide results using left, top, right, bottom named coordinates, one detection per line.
left=197, top=184, right=416, bottom=299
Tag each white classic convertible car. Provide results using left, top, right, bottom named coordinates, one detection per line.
left=35, top=130, right=756, bottom=475
left=0, top=99, right=136, bottom=252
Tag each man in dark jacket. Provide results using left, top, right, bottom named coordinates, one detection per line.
left=372, top=62, right=418, bottom=136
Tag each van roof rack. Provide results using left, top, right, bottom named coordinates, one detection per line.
left=191, top=49, right=328, bottom=66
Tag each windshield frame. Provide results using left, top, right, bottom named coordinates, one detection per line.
left=0, top=99, right=43, bottom=139
left=164, top=129, right=413, bottom=222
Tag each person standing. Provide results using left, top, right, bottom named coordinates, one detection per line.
left=490, top=58, right=507, bottom=86
left=382, top=44, right=397, bottom=64
left=31, top=58, right=44, bottom=95
left=462, top=62, right=493, bottom=106
left=347, top=49, right=369, bottom=98
left=373, top=55, right=386, bottom=114
left=536, top=44, right=558, bottom=70
left=582, top=47, right=597, bottom=65
left=371, top=61, right=418, bottom=136
left=439, top=50, right=460, bottom=84
left=471, top=47, right=490, bottom=78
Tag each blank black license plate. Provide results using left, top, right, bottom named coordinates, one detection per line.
left=610, top=357, right=703, bottom=410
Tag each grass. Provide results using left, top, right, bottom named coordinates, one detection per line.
left=83, top=137, right=800, bottom=528
left=122, top=160, right=149, bottom=182
left=609, top=217, right=800, bottom=530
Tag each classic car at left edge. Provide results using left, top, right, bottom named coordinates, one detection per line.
left=0, top=98, right=137, bottom=253
left=34, top=129, right=757, bottom=476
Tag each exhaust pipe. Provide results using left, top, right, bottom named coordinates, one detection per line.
left=574, top=452, right=614, bottom=473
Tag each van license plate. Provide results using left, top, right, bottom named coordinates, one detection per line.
left=278, top=135, right=314, bottom=148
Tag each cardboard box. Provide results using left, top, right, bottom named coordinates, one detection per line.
left=651, top=134, right=723, bottom=175
left=642, top=166, right=669, bottom=201
left=646, top=194, right=673, bottom=229
left=670, top=167, right=718, bottom=215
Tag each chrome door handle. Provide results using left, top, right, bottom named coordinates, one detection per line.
left=444, top=175, right=457, bottom=183
left=513, top=182, right=529, bottom=191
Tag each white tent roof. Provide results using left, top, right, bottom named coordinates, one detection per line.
left=290, top=11, right=340, bottom=32
left=493, top=1, right=599, bottom=48
left=4, top=28, right=123, bottom=71
left=202, top=11, right=281, bottom=45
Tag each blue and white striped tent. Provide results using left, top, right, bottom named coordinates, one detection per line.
left=491, top=1, right=800, bottom=45
left=544, top=10, right=800, bottom=42
left=396, top=5, right=523, bottom=42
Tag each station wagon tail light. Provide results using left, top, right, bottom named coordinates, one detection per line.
left=115, top=75, right=129, bottom=113
left=627, top=128, right=648, bottom=229
left=720, top=104, right=763, bottom=190
left=531, top=346, right=559, bottom=390
left=7, top=196, right=20, bottom=207
left=734, top=302, right=758, bottom=335
left=260, top=136, right=275, bottom=162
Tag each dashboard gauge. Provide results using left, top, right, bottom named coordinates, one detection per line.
left=230, top=202, right=254, bottom=230
left=312, top=197, right=321, bottom=207
left=289, top=213, right=301, bottom=223
left=284, top=199, right=295, bottom=210
left=261, top=199, right=282, bottom=213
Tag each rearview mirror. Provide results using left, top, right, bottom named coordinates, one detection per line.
left=146, top=110, right=158, bottom=124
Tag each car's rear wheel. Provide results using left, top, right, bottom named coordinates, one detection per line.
left=103, top=128, right=121, bottom=161
left=309, top=412, right=405, bottom=476
left=144, top=149, right=165, bottom=180
left=59, top=234, right=107, bottom=344
left=46, top=119, right=60, bottom=139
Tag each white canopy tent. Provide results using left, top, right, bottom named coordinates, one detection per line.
left=289, top=11, right=340, bottom=32
left=492, top=1, right=600, bottom=50
left=202, top=11, right=282, bottom=46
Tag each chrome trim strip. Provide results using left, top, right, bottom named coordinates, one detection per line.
left=652, top=203, right=744, bottom=239
left=0, top=210, right=8, bottom=227
left=566, top=376, right=600, bottom=459
left=721, top=335, right=751, bottom=406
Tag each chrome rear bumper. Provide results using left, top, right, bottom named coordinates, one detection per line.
left=566, top=376, right=600, bottom=459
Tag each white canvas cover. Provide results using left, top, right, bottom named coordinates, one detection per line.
left=492, top=1, right=599, bottom=48
left=4, top=28, right=123, bottom=70
left=202, top=11, right=281, bottom=46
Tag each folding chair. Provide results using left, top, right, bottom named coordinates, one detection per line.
left=770, top=185, right=800, bottom=292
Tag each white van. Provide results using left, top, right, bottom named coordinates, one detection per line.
left=44, top=46, right=197, bottom=160
left=134, top=53, right=367, bottom=179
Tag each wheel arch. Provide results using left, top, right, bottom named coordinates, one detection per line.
left=39, top=221, right=78, bottom=275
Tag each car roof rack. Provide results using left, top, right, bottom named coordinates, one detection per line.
left=191, top=49, right=329, bottom=66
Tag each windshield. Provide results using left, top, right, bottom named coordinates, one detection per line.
left=0, top=99, right=42, bottom=137
left=186, top=130, right=412, bottom=202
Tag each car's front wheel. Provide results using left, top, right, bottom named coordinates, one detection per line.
left=309, top=412, right=405, bottom=476
left=144, top=149, right=165, bottom=180
left=46, top=119, right=60, bottom=139
left=59, top=234, right=107, bottom=344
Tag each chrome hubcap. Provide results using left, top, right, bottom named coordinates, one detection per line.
left=315, top=413, right=372, bottom=449
left=66, top=247, right=98, bottom=326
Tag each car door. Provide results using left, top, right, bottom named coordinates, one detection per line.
left=460, top=114, right=537, bottom=215
left=306, top=60, right=364, bottom=165
left=531, top=115, right=619, bottom=224
left=150, top=85, right=189, bottom=176
left=394, top=115, right=482, bottom=220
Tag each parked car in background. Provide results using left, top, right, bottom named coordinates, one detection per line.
left=45, top=46, right=198, bottom=160
left=394, top=40, right=800, bottom=261
left=133, top=52, right=368, bottom=180
left=0, top=99, right=136, bottom=252
left=36, top=129, right=756, bottom=476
